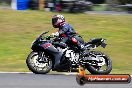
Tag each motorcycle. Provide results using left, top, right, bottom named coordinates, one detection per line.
left=26, top=31, right=112, bottom=74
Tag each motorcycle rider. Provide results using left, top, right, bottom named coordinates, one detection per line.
left=51, top=14, right=85, bottom=69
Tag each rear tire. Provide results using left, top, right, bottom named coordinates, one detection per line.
left=26, top=51, right=52, bottom=74
left=86, top=51, right=112, bottom=74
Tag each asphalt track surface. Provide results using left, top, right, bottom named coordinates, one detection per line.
left=0, top=73, right=131, bottom=88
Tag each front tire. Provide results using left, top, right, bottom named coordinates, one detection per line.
left=86, top=51, right=112, bottom=74
left=26, top=51, right=52, bottom=74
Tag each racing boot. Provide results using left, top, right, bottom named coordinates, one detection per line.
left=77, top=42, right=89, bottom=59
left=77, top=42, right=86, bottom=54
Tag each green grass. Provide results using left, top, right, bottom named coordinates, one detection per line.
left=0, top=9, right=132, bottom=74
left=92, top=4, right=107, bottom=11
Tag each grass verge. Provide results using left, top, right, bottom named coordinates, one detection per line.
left=0, top=9, right=132, bottom=74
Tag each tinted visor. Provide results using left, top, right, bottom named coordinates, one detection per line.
left=52, top=18, right=58, bottom=25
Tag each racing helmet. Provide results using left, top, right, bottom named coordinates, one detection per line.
left=52, top=14, right=65, bottom=28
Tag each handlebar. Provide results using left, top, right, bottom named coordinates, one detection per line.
left=39, top=31, right=49, bottom=38
left=37, top=31, right=61, bottom=43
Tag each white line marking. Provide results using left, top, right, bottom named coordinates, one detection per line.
left=0, top=72, right=78, bottom=75
left=0, top=72, right=131, bottom=77
left=0, top=72, right=33, bottom=74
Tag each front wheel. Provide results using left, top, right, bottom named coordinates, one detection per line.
left=86, top=51, right=112, bottom=74
left=26, top=51, right=52, bottom=74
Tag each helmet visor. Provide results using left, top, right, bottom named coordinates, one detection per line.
left=52, top=18, right=58, bottom=25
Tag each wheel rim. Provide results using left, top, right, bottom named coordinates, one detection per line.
left=90, top=56, right=110, bottom=72
left=29, top=53, right=52, bottom=72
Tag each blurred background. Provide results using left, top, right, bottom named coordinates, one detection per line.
left=0, top=0, right=132, bottom=74
left=0, top=0, right=132, bottom=13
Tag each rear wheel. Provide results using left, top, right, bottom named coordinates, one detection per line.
left=86, top=51, right=112, bottom=74
left=26, top=51, right=52, bottom=74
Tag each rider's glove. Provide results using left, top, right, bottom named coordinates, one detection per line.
left=51, top=32, right=59, bottom=37
left=46, top=35, right=51, bottom=40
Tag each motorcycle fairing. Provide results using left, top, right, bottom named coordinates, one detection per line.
left=41, top=43, right=63, bottom=68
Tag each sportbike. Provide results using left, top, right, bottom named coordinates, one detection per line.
left=26, top=31, right=112, bottom=74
